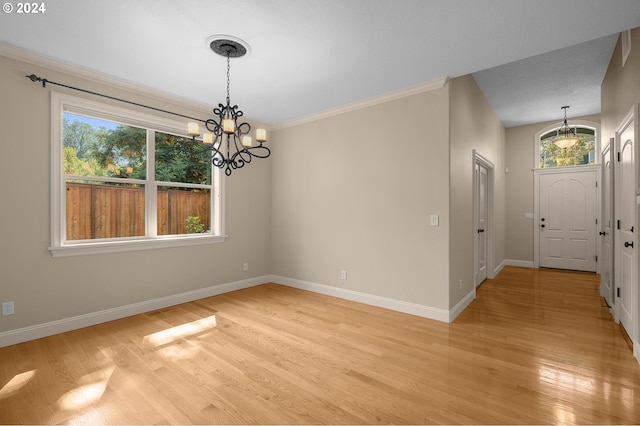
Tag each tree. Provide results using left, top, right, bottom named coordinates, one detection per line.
left=63, top=115, right=212, bottom=185
left=63, top=118, right=100, bottom=159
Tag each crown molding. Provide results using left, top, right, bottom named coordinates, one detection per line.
left=0, top=42, right=213, bottom=115
left=271, top=76, right=449, bottom=131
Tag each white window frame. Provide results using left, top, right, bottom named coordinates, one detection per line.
left=533, top=119, right=601, bottom=170
left=50, top=92, right=225, bottom=257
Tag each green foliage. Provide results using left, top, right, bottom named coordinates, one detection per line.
left=63, top=146, right=107, bottom=177
left=185, top=216, right=205, bottom=233
left=539, top=133, right=595, bottom=168
left=63, top=114, right=211, bottom=185
left=155, top=134, right=211, bottom=185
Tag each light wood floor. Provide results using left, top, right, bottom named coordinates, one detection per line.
left=1, top=266, right=639, bottom=424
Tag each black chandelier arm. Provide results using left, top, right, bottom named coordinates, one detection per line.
left=245, top=145, right=271, bottom=159
left=203, top=118, right=221, bottom=133
left=237, top=121, right=251, bottom=135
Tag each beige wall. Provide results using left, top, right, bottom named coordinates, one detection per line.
left=602, top=28, right=640, bottom=144
left=449, top=75, right=506, bottom=307
left=601, top=27, right=640, bottom=350
left=271, top=88, right=451, bottom=310
left=504, top=114, right=600, bottom=263
left=0, top=54, right=272, bottom=333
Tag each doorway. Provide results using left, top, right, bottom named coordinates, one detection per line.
left=474, top=151, right=494, bottom=287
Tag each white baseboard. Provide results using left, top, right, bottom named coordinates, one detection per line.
left=0, top=275, right=270, bottom=348
left=271, top=275, right=451, bottom=323
left=503, top=259, right=535, bottom=268
left=449, top=288, right=476, bottom=322
left=493, top=259, right=507, bottom=276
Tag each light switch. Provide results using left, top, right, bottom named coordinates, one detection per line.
left=430, top=214, right=439, bottom=227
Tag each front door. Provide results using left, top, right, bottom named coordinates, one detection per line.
left=539, top=170, right=598, bottom=271
left=615, top=110, right=636, bottom=336
left=601, top=141, right=614, bottom=308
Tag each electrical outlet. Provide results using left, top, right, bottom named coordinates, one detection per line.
left=341, top=270, right=348, bottom=280
left=2, top=301, right=15, bottom=316
left=243, top=262, right=249, bottom=272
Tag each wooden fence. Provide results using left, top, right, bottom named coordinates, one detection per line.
left=66, top=182, right=210, bottom=240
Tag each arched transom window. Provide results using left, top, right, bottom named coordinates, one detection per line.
left=538, top=125, right=597, bottom=168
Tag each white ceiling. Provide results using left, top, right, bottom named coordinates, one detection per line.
left=1, top=0, right=639, bottom=128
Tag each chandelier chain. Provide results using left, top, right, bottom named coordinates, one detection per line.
left=226, top=54, right=231, bottom=105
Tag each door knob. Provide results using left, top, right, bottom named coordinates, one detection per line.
left=541, top=224, right=545, bottom=228
left=624, top=241, right=634, bottom=248
left=477, top=229, right=485, bottom=233
left=599, top=231, right=606, bottom=236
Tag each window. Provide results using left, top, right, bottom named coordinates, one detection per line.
left=537, top=124, right=598, bottom=169
left=51, top=93, right=224, bottom=257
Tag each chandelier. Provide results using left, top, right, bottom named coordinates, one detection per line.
left=553, top=106, right=580, bottom=149
left=187, top=36, right=270, bottom=176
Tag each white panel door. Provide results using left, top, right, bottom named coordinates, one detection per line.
left=615, top=114, right=635, bottom=336
left=475, top=163, right=488, bottom=286
left=539, top=171, right=598, bottom=271
left=600, top=141, right=614, bottom=308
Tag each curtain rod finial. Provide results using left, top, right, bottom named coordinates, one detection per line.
left=26, top=74, right=47, bottom=87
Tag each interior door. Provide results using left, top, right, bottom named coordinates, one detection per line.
left=475, top=163, right=488, bottom=286
left=539, top=170, right=598, bottom=271
left=601, top=140, right=614, bottom=308
left=615, top=113, right=635, bottom=335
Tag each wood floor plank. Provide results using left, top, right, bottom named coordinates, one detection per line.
left=1, top=266, right=639, bottom=424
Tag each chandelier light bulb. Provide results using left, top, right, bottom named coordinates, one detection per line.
left=187, top=122, right=200, bottom=136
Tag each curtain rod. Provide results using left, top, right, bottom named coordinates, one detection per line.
left=26, top=74, right=206, bottom=123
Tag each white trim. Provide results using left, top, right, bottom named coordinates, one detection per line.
left=473, top=150, right=495, bottom=285
left=493, top=259, right=509, bottom=275
left=449, top=288, right=476, bottom=322
left=271, top=275, right=451, bottom=323
left=271, top=77, right=449, bottom=130
left=0, top=42, right=213, bottom=114
left=0, top=276, right=270, bottom=348
left=49, top=234, right=226, bottom=257
left=503, top=259, right=535, bottom=268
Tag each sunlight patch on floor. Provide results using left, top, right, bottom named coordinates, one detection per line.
left=0, top=369, right=37, bottom=399
left=57, top=366, right=115, bottom=411
left=144, top=315, right=217, bottom=347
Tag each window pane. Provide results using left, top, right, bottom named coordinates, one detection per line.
left=64, top=112, right=147, bottom=179
left=157, top=187, right=211, bottom=235
left=539, top=127, right=596, bottom=168
left=66, top=181, right=145, bottom=240
left=155, top=132, right=212, bottom=184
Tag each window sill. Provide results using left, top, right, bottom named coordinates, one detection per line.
left=49, top=234, right=226, bottom=258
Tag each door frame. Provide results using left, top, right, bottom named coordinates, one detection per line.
left=614, top=104, right=639, bottom=363
left=533, top=119, right=600, bottom=270
left=600, top=139, right=615, bottom=310
left=533, top=165, right=601, bottom=269
left=473, top=150, right=495, bottom=283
